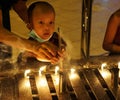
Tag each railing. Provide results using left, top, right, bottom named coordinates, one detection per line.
left=81, top=0, right=93, bottom=60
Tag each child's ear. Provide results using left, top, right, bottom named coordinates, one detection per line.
left=26, top=23, right=32, bottom=30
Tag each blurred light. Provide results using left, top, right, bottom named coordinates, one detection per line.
left=69, top=73, right=77, bottom=79
left=118, top=62, right=120, bottom=69
left=39, top=79, right=46, bottom=86
left=100, top=70, right=111, bottom=79
left=39, top=65, right=46, bottom=76
left=24, top=79, right=30, bottom=87
left=118, top=62, right=120, bottom=77
left=54, top=76, right=59, bottom=85
left=69, top=68, right=76, bottom=79
left=37, top=76, right=47, bottom=87
left=24, top=69, right=31, bottom=78
left=55, top=66, right=59, bottom=75
left=71, top=68, right=75, bottom=74
left=101, top=63, right=107, bottom=71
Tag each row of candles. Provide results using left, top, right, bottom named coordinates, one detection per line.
left=24, top=62, right=120, bottom=79
left=17, top=62, right=120, bottom=100
left=24, top=66, right=76, bottom=79
left=23, top=65, right=76, bottom=89
left=22, top=62, right=120, bottom=91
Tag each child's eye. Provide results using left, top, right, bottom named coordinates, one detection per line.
left=49, top=21, right=54, bottom=25
left=39, top=21, right=44, bottom=24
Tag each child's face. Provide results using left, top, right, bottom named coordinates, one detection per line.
left=31, top=7, right=55, bottom=40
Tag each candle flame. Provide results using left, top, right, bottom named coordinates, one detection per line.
left=71, top=68, right=75, bottom=74
left=101, top=63, right=107, bottom=71
left=39, top=66, right=46, bottom=76
left=24, top=69, right=31, bottom=78
left=55, top=66, right=59, bottom=75
left=118, top=62, right=120, bottom=69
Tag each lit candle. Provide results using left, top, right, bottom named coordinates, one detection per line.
left=39, top=77, right=47, bottom=87
left=71, top=68, right=75, bottom=74
left=100, top=63, right=111, bottom=79
left=24, top=78, right=30, bottom=87
left=54, top=76, right=59, bottom=85
left=118, top=62, right=120, bottom=69
left=100, top=69, right=111, bottom=79
left=39, top=66, right=46, bottom=76
left=118, top=62, right=120, bottom=77
left=69, top=68, right=76, bottom=79
left=101, top=63, right=107, bottom=71
left=55, top=66, right=59, bottom=75
left=24, top=69, right=31, bottom=78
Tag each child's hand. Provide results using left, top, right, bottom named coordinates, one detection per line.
left=49, top=48, right=66, bottom=64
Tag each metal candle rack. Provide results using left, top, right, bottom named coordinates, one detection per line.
left=0, top=66, right=120, bottom=100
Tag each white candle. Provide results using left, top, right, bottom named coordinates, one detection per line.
left=24, top=69, right=31, bottom=78
left=118, top=62, right=120, bottom=77
left=71, top=68, right=75, bottom=74
left=69, top=68, right=76, bottom=79
left=39, top=70, right=42, bottom=76
left=39, top=77, right=47, bottom=87
left=118, top=62, right=120, bottom=69
left=39, top=66, right=46, bottom=76
left=101, top=63, right=107, bottom=71
left=100, top=69, right=111, bottom=79
left=54, top=76, right=59, bottom=85
left=55, top=66, right=59, bottom=75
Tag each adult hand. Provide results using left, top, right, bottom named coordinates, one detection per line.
left=34, top=42, right=65, bottom=64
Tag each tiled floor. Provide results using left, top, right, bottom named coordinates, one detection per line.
left=10, top=0, right=120, bottom=60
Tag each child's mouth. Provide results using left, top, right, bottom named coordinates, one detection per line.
left=43, top=33, right=51, bottom=38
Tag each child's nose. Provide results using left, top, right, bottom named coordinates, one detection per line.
left=44, top=24, right=49, bottom=29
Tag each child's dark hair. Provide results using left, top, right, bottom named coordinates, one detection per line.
left=27, top=1, right=55, bottom=22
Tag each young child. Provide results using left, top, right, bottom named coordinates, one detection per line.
left=17, top=1, right=66, bottom=66
left=102, top=9, right=120, bottom=55
left=0, top=0, right=61, bottom=63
